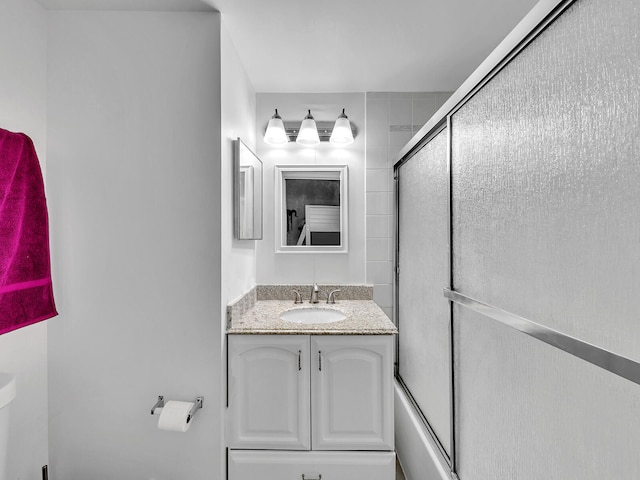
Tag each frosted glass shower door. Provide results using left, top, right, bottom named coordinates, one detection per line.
left=396, top=128, right=450, bottom=458
left=449, top=0, right=640, bottom=477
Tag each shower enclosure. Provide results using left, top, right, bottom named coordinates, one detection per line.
left=394, top=0, right=640, bottom=478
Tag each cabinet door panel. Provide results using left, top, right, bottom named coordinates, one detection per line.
left=229, top=450, right=396, bottom=480
left=311, top=335, right=394, bottom=450
left=228, top=335, right=310, bottom=449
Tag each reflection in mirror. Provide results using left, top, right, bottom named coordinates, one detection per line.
left=234, top=138, right=263, bottom=240
left=275, top=166, right=348, bottom=253
left=286, top=178, right=339, bottom=246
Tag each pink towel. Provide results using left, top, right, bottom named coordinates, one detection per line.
left=0, top=128, right=57, bottom=335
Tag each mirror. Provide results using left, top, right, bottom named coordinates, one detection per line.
left=234, top=138, right=263, bottom=240
left=275, top=165, right=348, bottom=253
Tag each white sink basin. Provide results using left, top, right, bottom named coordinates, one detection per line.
left=0, top=373, right=16, bottom=409
left=280, top=308, right=346, bottom=324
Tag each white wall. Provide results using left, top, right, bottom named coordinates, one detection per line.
left=0, top=1, right=50, bottom=478
left=221, top=25, right=257, bottom=305
left=46, top=11, right=223, bottom=479
left=220, top=26, right=256, bottom=467
left=255, top=93, right=366, bottom=285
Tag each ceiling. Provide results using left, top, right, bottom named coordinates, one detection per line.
left=36, top=0, right=212, bottom=11
left=204, top=0, right=541, bottom=93
left=36, top=0, right=541, bottom=94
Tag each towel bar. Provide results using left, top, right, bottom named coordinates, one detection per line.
left=444, top=288, right=640, bottom=386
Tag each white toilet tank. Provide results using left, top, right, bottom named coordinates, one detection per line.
left=0, top=373, right=16, bottom=480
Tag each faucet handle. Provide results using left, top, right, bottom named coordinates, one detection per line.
left=292, top=290, right=303, bottom=304
left=326, top=289, right=341, bottom=304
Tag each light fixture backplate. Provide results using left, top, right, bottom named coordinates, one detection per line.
left=283, top=121, right=357, bottom=143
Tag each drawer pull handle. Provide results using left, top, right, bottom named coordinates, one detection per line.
left=302, top=475, right=322, bottom=480
left=298, top=350, right=302, bottom=371
left=318, top=350, right=322, bottom=371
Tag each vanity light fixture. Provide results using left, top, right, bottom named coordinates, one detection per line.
left=329, top=109, right=354, bottom=145
left=263, top=108, right=357, bottom=145
left=263, top=109, right=288, bottom=145
left=296, top=110, right=320, bottom=146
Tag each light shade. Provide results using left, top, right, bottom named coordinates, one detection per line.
left=330, top=108, right=354, bottom=145
left=296, top=110, right=320, bottom=146
left=264, top=109, right=288, bottom=145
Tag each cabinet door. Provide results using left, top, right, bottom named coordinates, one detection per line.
left=229, top=450, right=396, bottom=480
left=228, top=335, right=310, bottom=449
left=311, top=335, right=394, bottom=450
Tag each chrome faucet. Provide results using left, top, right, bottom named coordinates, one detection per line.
left=310, top=283, right=320, bottom=304
left=292, top=290, right=303, bottom=304
left=326, top=289, right=341, bottom=304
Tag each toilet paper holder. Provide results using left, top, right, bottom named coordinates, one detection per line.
left=150, top=395, right=204, bottom=423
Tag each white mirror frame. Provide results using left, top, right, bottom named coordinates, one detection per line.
left=275, top=165, right=348, bottom=254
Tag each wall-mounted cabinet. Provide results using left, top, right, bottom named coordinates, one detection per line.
left=234, top=138, right=263, bottom=240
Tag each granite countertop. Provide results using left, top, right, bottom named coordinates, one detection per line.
left=227, top=300, right=398, bottom=335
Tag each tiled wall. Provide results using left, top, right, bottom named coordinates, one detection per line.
left=365, top=92, right=452, bottom=319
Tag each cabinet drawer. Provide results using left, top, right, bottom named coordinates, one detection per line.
left=228, top=450, right=396, bottom=480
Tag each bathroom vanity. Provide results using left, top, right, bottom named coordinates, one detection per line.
left=226, top=286, right=397, bottom=480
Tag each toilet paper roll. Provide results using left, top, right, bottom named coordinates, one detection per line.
left=157, top=400, right=194, bottom=432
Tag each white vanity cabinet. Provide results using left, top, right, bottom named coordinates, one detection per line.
left=227, top=334, right=395, bottom=480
